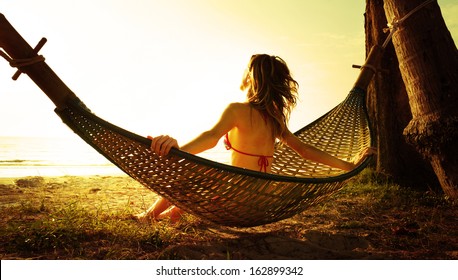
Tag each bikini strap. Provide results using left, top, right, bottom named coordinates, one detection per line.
left=223, top=133, right=273, bottom=172
left=224, top=133, right=232, bottom=150
left=257, top=156, right=270, bottom=173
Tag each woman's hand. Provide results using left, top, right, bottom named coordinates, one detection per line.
left=147, top=135, right=179, bottom=156
left=351, top=147, right=377, bottom=167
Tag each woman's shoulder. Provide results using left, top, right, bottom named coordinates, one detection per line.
left=226, top=102, right=251, bottom=112
left=221, top=103, right=253, bottom=123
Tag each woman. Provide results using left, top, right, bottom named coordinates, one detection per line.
left=136, top=54, right=374, bottom=223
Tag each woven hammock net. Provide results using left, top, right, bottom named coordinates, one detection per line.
left=55, top=87, right=372, bottom=227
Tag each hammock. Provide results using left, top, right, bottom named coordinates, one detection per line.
left=0, top=14, right=379, bottom=227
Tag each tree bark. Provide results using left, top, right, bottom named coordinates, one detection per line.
left=383, top=0, right=458, bottom=199
left=364, top=0, right=440, bottom=189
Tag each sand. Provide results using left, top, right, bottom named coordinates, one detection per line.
left=0, top=175, right=457, bottom=260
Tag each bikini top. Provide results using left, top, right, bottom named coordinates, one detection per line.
left=224, top=133, right=273, bottom=173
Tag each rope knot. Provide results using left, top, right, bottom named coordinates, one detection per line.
left=9, top=55, right=45, bottom=68
left=0, top=37, right=47, bottom=80
left=381, top=0, right=436, bottom=49
left=384, top=17, right=400, bottom=33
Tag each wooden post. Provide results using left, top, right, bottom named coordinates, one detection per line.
left=384, top=0, right=458, bottom=199
left=0, top=13, right=78, bottom=109
left=353, top=45, right=383, bottom=91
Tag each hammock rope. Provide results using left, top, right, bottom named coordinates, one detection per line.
left=0, top=37, right=47, bottom=80
left=1, top=12, right=382, bottom=227
left=382, top=0, right=436, bottom=48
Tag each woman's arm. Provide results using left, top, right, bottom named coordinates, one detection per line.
left=149, top=103, right=238, bottom=156
left=281, top=129, right=372, bottom=171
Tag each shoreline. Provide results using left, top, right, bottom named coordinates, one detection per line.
left=0, top=173, right=130, bottom=185
left=0, top=166, right=125, bottom=180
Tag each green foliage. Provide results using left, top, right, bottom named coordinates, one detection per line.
left=346, top=168, right=452, bottom=208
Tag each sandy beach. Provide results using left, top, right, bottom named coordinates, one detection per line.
left=0, top=174, right=457, bottom=260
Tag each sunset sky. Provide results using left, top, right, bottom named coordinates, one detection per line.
left=1, top=0, right=457, bottom=144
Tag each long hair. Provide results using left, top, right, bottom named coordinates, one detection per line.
left=241, top=54, right=299, bottom=138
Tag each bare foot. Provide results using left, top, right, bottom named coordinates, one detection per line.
left=156, top=206, right=184, bottom=224
left=132, top=211, right=153, bottom=223
left=352, top=147, right=377, bottom=166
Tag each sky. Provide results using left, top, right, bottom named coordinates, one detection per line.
left=1, top=0, right=457, bottom=144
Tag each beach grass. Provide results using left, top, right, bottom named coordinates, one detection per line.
left=0, top=170, right=457, bottom=260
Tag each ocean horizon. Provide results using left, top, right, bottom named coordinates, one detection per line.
left=0, top=136, right=229, bottom=178
left=0, top=136, right=122, bottom=178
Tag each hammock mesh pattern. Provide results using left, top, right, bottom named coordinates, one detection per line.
left=56, top=87, right=372, bottom=227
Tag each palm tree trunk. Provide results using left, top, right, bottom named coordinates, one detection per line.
left=384, top=0, right=458, bottom=199
left=365, top=0, right=440, bottom=189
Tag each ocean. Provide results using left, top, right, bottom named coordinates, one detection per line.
left=0, top=136, right=229, bottom=178
left=0, top=136, right=122, bottom=177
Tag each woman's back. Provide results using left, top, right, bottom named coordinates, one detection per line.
left=225, top=102, right=275, bottom=172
